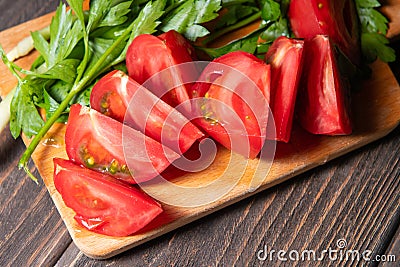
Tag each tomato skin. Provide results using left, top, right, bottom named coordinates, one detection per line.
left=296, top=35, right=352, bottom=135
left=265, top=36, right=304, bottom=143
left=158, top=30, right=197, bottom=61
left=53, top=158, right=162, bottom=237
left=90, top=70, right=204, bottom=154
left=126, top=31, right=195, bottom=111
left=65, top=104, right=180, bottom=184
left=288, top=0, right=360, bottom=65
left=192, top=51, right=271, bottom=159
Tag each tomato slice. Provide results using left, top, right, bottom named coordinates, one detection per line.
left=265, top=36, right=304, bottom=143
left=126, top=31, right=195, bottom=112
left=191, top=51, right=271, bottom=159
left=53, top=158, right=162, bottom=237
left=158, top=30, right=197, bottom=61
left=65, top=104, right=180, bottom=184
left=296, top=35, right=352, bottom=135
left=288, top=0, right=360, bottom=65
left=90, top=70, right=204, bottom=154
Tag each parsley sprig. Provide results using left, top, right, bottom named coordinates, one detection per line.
left=352, top=0, right=395, bottom=63
left=1, top=0, right=222, bottom=182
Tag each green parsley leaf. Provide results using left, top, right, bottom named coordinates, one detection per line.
left=355, top=0, right=396, bottom=63
left=40, top=59, right=81, bottom=84
left=68, top=0, right=85, bottom=26
left=86, top=0, right=134, bottom=32
left=161, top=0, right=221, bottom=41
left=128, top=0, right=166, bottom=38
left=259, top=17, right=290, bottom=42
left=357, top=0, right=380, bottom=8
left=361, top=32, right=396, bottom=63
left=10, top=79, right=44, bottom=139
left=261, top=0, right=280, bottom=22
left=41, top=88, right=69, bottom=122
left=47, top=3, right=83, bottom=67
left=358, top=7, right=388, bottom=34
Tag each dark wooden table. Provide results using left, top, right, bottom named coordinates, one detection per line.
left=1, top=1, right=399, bottom=266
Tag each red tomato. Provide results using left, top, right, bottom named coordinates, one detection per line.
left=126, top=31, right=196, bottom=112
left=158, top=30, right=197, bottom=60
left=65, top=104, right=180, bottom=184
left=288, top=0, right=360, bottom=65
left=53, top=158, right=163, bottom=237
left=265, top=36, right=304, bottom=143
left=296, top=35, right=352, bottom=135
left=90, top=70, right=204, bottom=154
left=192, top=51, right=271, bottom=159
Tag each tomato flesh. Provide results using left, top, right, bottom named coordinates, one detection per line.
left=192, top=51, right=271, bottom=159
left=65, top=104, right=180, bottom=184
left=126, top=31, right=196, bottom=112
left=90, top=70, right=204, bottom=154
left=158, top=30, right=197, bottom=61
left=265, top=36, right=304, bottom=143
left=53, top=158, right=162, bottom=237
left=288, top=0, right=360, bottom=65
left=296, top=35, right=352, bottom=135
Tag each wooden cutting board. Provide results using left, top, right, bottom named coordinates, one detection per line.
left=1, top=5, right=400, bottom=259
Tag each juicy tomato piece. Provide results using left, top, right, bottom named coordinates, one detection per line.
left=90, top=70, right=204, bottom=154
left=288, top=0, right=360, bottom=65
left=192, top=51, right=271, bottom=159
left=65, top=104, right=180, bottom=184
left=265, top=36, right=304, bottom=143
left=296, top=35, right=352, bottom=135
left=126, top=30, right=196, bottom=112
left=53, top=158, right=162, bottom=237
left=158, top=30, right=197, bottom=60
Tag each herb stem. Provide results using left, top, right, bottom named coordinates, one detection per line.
left=201, top=11, right=261, bottom=46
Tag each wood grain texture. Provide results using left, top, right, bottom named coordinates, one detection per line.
left=383, top=225, right=400, bottom=266
left=0, top=125, right=72, bottom=267
left=0, top=0, right=400, bottom=266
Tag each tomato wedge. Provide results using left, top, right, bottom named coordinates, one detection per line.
left=288, top=0, right=360, bottom=65
left=158, top=30, right=197, bottom=60
left=90, top=70, right=204, bottom=154
left=296, top=35, right=352, bottom=135
left=53, top=158, right=162, bottom=237
left=192, top=51, right=271, bottom=159
left=65, top=104, right=180, bottom=184
left=265, top=36, right=304, bottom=143
left=126, top=30, right=196, bottom=112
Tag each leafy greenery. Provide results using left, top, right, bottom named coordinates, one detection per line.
left=201, top=0, right=290, bottom=58
left=355, top=0, right=396, bottom=63
left=160, top=0, right=221, bottom=41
